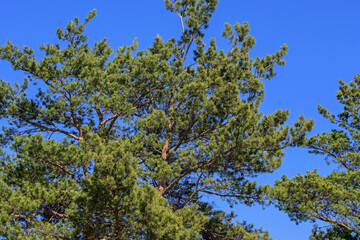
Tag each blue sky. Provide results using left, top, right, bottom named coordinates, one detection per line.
left=1, top=1, right=360, bottom=239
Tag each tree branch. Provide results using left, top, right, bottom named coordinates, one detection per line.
left=18, top=115, right=82, bottom=140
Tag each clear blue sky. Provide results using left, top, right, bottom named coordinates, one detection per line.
left=1, top=1, right=360, bottom=239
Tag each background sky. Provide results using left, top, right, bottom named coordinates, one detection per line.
left=1, top=1, right=360, bottom=239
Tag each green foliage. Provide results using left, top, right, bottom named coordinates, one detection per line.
left=0, top=0, right=313, bottom=238
left=271, top=75, right=360, bottom=238
left=199, top=203, right=272, bottom=239
left=310, top=225, right=359, bottom=240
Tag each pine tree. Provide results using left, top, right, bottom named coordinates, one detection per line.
left=271, top=76, right=360, bottom=239
left=0, top=0, right=312, bottom=239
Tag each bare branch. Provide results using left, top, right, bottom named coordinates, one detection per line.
left=173, top=172, right=204, bottom=211
left=18, top=115, right=82, bottom=140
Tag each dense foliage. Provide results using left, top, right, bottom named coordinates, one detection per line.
left=0, top=0, right=313, bottom=239
left=271, top=76, right=360, bottom=239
